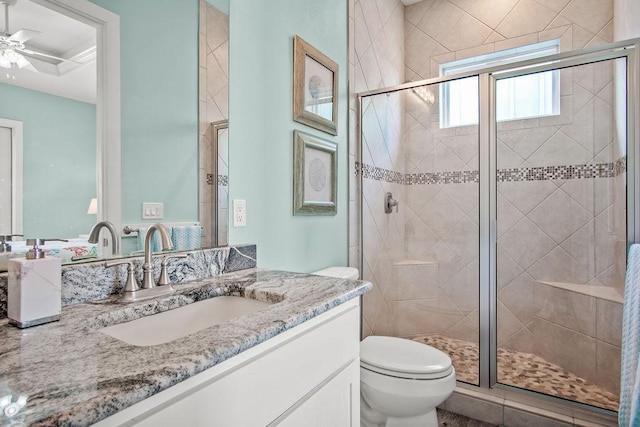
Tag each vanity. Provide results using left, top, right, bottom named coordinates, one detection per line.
left=0, top=252, right=371, bottom=426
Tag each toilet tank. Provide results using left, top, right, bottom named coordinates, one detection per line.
left=312, top=266, right=359, bottom=280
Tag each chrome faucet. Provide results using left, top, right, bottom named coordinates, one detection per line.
left=141, top=223, right=173, bottom=289
left=88, top=221, right=120, bottom=255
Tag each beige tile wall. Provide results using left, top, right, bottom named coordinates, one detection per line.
left=198, top=2, right=229, bottom=248
left=350, top=0, right=406, bottom=337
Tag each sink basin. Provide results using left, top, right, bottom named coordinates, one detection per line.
left=99, top=296, right=272, bottom=346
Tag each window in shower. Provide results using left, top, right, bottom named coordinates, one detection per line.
left=440, top=40, right=559, bottom=128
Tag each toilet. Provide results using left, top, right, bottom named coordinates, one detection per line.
left=360, top=336, right=455, bottom=426
left=312, top=267, right=456, bottom=427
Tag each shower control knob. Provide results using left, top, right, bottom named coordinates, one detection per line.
left=385, top=192, right=399, bottom=214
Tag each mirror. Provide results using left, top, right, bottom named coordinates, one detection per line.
left=0, top=0, right=120, bottom=267
left=1, top=0, right=232, bottom=266
left=198, top=0, right=229, bottom=249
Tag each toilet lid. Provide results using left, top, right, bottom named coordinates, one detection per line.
left=360, top=336, right=453, bottom=380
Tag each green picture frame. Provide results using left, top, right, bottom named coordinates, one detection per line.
left=293, top=130, right=337, bottom=216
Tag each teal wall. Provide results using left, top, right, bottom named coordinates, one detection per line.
left=228, top=0, right=349, bottom=272
left=86, top=0, right=349, bottom=271
left=0, top=83, right=96, bottom=238
left=91, top=0, right=199, bottom=226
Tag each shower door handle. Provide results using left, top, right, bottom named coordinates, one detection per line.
left=385, top=192, right=398, bottom=214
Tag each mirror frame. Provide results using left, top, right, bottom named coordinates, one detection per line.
left=31, top=0, right=121, bottom=252
left=212, top=119, right=228, bottom=246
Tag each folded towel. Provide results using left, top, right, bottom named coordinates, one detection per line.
left=137, top=226, right=173, bottom=253
left=172, top=225, right=201, bottom=251
left=620, top=244, right=640, bottom=427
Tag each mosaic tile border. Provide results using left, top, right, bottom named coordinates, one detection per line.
left=206, top=174, right=229, bottom=186
left=498, top=157, right=627, bottom=182
left=360, top=163, right=405, bottom=184
left=409, top=170, right=479, bottom=185
left=357, top=157, right=627, bottom=185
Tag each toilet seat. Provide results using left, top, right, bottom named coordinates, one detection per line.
left=360, top=336, right=453, bottom=380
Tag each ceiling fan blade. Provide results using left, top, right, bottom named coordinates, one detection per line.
left=9, top=29, right=41, bottom=43
left=20, top=48, right=81, bottom=64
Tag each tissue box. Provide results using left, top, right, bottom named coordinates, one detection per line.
left=8, top=257, right=62, bottom=328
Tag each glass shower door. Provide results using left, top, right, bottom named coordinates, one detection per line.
left=494, top=57, right=627, bottom=411
left=360, top=75, right=481, bottom=385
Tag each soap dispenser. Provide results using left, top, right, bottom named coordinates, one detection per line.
left=8, top=239, right=62, bottom=328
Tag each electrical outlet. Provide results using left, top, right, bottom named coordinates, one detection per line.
left=233, top=199, right=246, bottom=227
left=142, top=202, right=164, bottom=219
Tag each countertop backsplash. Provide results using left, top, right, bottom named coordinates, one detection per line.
left=0, top=244, right=257, bottom=319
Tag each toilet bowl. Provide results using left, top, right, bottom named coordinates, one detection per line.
left=311, top=267, right=455, bottom=427
left=360, top=336, right=456, bottom=427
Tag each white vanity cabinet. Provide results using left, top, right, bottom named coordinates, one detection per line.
left=95, top=298, right=361, bottom=426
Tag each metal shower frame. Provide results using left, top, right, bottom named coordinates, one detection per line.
left=356, top=37, right=640, bottom=417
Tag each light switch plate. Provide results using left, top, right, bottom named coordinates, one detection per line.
left=233, top=199, right=246, bottom=227
left=142, top=202, right=164, bottom=219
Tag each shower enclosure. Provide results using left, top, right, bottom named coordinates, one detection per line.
left=358, top=39, right=638, bottom=413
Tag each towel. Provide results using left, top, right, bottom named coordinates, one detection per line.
left=172, top=225, right=201, bottom=251
left=620, top=244, right=640, bottom=427
left=137, top=226, right=173, bottom=253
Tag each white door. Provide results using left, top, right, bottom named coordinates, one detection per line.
left=0, top=126, right=11, bottom=235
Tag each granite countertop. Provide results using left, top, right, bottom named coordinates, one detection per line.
left=0, top=268, right=372, bottom=426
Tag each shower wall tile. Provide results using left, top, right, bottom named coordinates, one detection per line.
left=596, top=298, right=623, bottom=347
left=441, top=266, right=479, bottom=315
left=392, top=295, right=465, bottom=337
left=391, top=261, right=439, bottom=301
left=498, top=272, right=537, bottom=326
left=595, top=340, right=621, bottom=394
left=527, top=247, right=592, bottom=284
left=500, top=325, right=535, bottom=354
left=498, top=217, right=556, bottom=270
left=530, top=318, right=597, bottom=383
left=527, top=189, right=591, bottom=244
left=497, top=247, right=525, bottom=290
left=445, top=309, right=479, bottom=345
left=498, top=180, right=557, bottom=215
left=533, top=282, right=597, bottom=337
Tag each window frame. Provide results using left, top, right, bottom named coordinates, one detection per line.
left=439, top=39, right=561, bottom=128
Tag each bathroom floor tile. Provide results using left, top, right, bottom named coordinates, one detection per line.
left=413, top=335, right=619, bottom=412
left=437, top=408, right=496, bottom=426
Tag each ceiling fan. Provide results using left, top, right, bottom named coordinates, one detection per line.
left=0, top=0, right=77, bottom=71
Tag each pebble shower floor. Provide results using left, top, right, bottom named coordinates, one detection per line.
left=412, top=335, right=619, bottom=411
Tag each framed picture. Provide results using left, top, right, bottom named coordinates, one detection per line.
left=293, top=130, right=337, bottom=215
left=293, top=35, right=338, bottom=136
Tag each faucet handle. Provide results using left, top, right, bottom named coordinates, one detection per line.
left=104, top=260, right=139, bottom=293
left=0, top=234, right=22, bottom=253
left=157, top=254, right=189, bottom=286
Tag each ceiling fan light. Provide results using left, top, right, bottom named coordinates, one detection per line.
left=15, top=53, right=30, bottom=69
left=0, top=54, right=10, bottom=68
left=3, top=49, right=18, bottom=62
